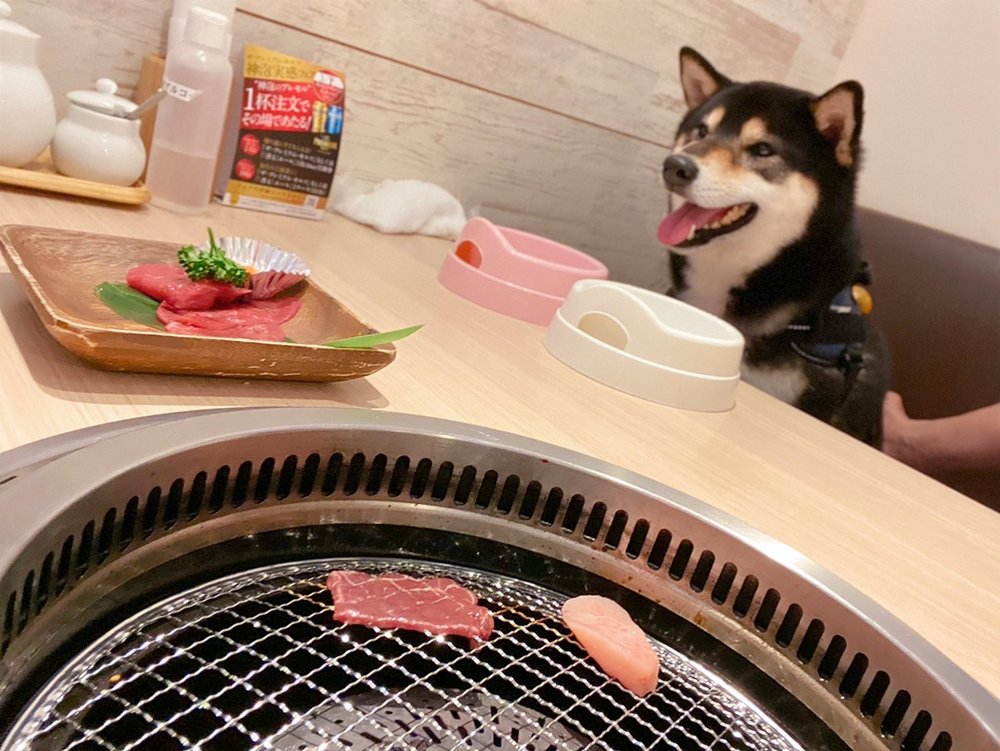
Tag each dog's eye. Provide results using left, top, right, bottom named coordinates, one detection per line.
left=748, top=142, right=775, bottom=157
left=696, top=123, right=709, bottom=138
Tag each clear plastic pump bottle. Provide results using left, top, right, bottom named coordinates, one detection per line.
left=145, top=6, right=233, bottom=214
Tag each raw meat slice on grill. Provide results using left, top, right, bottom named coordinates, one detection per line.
left=126, top=263, right=250, bottom=310
left=562, top=595, right=659, bottom=696
left=325, top=571, right=494, bottom=641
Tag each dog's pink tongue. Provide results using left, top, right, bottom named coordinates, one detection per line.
left=658, top=203, right=731, bottom=246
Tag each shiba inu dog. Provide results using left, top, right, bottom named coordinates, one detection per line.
left=660, top=47, right=889, bottom=445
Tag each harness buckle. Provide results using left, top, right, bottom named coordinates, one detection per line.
left=839, top=342, right=865, bottom=397
left=785, top=262, right=872, bottom=399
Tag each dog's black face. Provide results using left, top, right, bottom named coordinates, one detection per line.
left=660, top=48, right=863, bottom=256
left=657, top=48, right=889, bottom=448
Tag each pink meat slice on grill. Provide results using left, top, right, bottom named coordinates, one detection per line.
left=127, top=264, right=250, bottom=310
left=562, top=595, right=659, bottom=696
left=157, top=297, right=302, bottom=342
left=326, top=571, right=494, bottom=641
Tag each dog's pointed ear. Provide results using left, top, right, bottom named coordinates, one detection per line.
left=679, top=47, right=730, bottom=110
left=811, top=81, right=864, bottom=167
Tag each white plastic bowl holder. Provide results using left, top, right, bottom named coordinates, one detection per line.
left=544, top=279, right=746, bottom=412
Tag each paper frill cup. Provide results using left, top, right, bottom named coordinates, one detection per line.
left=203, top=236, right=311, bottom=299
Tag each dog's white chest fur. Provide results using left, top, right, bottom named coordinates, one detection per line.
left=741, top=362, right=808, bottom=404
left=677, top=242, right=755, bottom=318
left=671, top=175, right=820, bottom=405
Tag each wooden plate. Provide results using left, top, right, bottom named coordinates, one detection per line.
left=0, top=149, right=150, bottom=205
left=0, top=225, right=395, bottom=382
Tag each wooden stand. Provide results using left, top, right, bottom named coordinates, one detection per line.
left=134, top=54, right=166, bottom=173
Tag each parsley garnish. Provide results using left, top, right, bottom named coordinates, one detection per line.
left=178, top=228, right=249, bottom=287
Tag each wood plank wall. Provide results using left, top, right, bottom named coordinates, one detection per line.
left=15, top=0, right=865, bottom=286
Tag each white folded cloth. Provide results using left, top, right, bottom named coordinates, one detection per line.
left=330, top=176, right=467, bottom=240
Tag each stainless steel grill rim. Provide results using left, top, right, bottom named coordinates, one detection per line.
left=0, top=407, right=997, bottom=751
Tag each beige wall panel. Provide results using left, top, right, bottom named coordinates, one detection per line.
left=239, top=0, right=856, bottom=143
left=837, top=0, right=1000, bottom=248
left=232, top=13, right=671, bottom=286
left=732, top=0, right=868, bottom=91
left=15, top=0, right=167, bottom=112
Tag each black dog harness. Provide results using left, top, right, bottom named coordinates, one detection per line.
left=785, top=263, right=873, bottom=396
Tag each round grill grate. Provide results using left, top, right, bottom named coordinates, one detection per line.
left=7, top=559, right=804, bottom=751
left=271, top=688, right=588, bottom=750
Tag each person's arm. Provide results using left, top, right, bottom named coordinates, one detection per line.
left=882, top=392, right=1000, bottom=474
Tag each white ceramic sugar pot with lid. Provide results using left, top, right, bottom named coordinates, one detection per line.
left=51, top=78, right=147, bottom=186
left=0, top=0, right=57, bottom=167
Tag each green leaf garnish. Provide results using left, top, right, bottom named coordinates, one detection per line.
left=320, top=324, right=423, bottom=348
left=178, top=227, right=249, bottom=286
left=95, top=282, right=164, bottom=329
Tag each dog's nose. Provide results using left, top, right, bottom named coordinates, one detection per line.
left=662, top=154, right=699, bottom=189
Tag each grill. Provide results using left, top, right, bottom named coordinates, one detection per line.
left=0, top=408, right=997, bottom=751
left=7, top=560, right=802, bottom=751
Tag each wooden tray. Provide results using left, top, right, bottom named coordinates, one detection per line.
left=0, top=225, right=396, bottom=382
left=0, top=150, right=150, bottom=205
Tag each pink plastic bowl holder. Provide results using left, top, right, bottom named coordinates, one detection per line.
left=438, top=217, right=608, bottom=326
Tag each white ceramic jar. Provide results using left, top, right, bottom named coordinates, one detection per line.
left=51, top=79, right=147, bottom=186
left=0, top=0, right=57, bottom=168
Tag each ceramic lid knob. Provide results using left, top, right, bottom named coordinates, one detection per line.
left=95, top=78, right=118, bottom=96
left=0, top=0, right=41, bottom=43
left=66, top=77, right=137, bottom=116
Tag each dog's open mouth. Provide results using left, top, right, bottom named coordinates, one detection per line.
left=658, top=202, right=758, bottom=247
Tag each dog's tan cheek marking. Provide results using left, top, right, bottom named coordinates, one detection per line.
left=704, top=148, right=737, bottom=173
left=790, top=173, right=820, bottom=196
left=706, top=146, right=759, bottom=182
left=781, top=174, right=821, bottom=224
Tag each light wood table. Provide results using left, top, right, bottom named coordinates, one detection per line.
left=0, top=188, right=997, bottom=698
